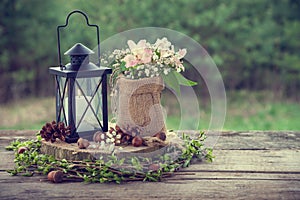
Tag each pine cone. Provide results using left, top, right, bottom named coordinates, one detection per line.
left=39, top=121, right=71, bottom=143
left=101, top=125, right=133, bottom=145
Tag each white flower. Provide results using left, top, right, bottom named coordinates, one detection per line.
left=154, top=37, right=171, bottom=50
left=160, top=50, right=171, bottom=58
left=123, top=54, right=138, bottom=68
left=145, top=69, right=150, bottom=76
left=100, top=134, right=105, bottom=140
left=113, top=49, right=121, bottom=55
left=152, top=54, right=159, bottom=60
left=111, top=138, right=115, bottom=143
left=107, top=132, right=113, bottom=138
left=153, top=67, right=158, bottom=72
left=106, top=138, right=111, bottom=143
left=116, top=134, right=121, bottom=139
left=163, top=69, right=169, bottom=75
left=164, top=59, right=170, bottom=65
left=176, top=49, right=187, bottom=59
left=138, top=71, right=143, bottom=77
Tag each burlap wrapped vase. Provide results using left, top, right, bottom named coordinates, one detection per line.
left=112, top=75, right=166, bottom=137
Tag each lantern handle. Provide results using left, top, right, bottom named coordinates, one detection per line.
left=57, top=10, right=100, bottom=70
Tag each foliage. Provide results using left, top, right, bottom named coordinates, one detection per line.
left=6, top=131, right=213, bottom=183
left=0, top=0, right=300, bottom=103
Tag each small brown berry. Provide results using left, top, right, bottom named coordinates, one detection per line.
left=132, top=136, right=143, bottom=147
left=148, top=163, right=160, bottom=171
left=17, top=146, right=28, bottom=154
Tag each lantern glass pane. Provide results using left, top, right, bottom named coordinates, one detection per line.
left=56, top=76, right=68, bottom=125
left=74, top=77, right=103, bottom=136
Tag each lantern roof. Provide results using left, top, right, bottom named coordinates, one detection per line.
left=64, top=43, right=94, bottom=55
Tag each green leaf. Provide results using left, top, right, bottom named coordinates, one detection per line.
left=162, top=71, right=197, bottom=97
left=174, top=72, right=197, bottom=86
left=162, top=71, right=181, bottom=96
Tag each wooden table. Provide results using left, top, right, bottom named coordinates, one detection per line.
left=0, top=130, right=299, bottom=199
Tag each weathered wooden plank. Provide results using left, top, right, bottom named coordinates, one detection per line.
left=185, top=149, right=300, bottom=172
left=0, top=130, right=300, bottom=199
left=212, top=131, right=300, bottom=150
left=1, top=130, right=300, bottom=150
left=0, top=152, right=15, bottom=171
left=167, top=171, right=300, bottom=181
left=0, top=173, right=299, bottom=200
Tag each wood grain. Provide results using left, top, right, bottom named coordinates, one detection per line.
left=0, top=130, right=299, bottom=199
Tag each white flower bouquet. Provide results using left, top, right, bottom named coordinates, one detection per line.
left=105, top=37, right=196, bottom=94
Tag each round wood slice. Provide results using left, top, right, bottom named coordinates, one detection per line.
left=40, top=139, right=162, bottom=161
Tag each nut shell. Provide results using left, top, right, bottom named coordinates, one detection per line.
left=153, top=132, right=166, bottom=141
left=48, top=170, right=64, bottom=183
left=132, top=136, right=143, bottom=147
left=47, top=171, right=55, bottom=181
left=17, top=146, right=28, bottom=154
left=53, top=170, right=64, bottom=183
left=77, top=138, right=90, bottom=149
left=93, top=131, right=103, bottom=142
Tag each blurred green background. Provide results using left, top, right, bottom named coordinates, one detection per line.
left=0, top=0, right=299, bottom=130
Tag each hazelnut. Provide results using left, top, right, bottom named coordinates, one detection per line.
left=93, top=131, right=104, bottom=143
left=153, top=132, right=166, bottom=141
left=77, top=138, right=90, bottom=149
left=48, top=170, right=64, bottom=183
left=17, top=146, right=28, bottom=154
left=148, top=163, right=160, bottom=171
left=132, top=136, right=143, bottom=147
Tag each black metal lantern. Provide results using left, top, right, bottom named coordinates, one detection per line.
left=49, top=10, right=112, bottom=143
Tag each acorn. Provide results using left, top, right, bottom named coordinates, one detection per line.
left=153, top=132, right=166, bottom=141
left=77, top=138, right=90, bottom=149
left=132, top=136, right=143, bottom=147
left=17, top=146, right=28, bottom=154
left=47, top=170, right=64, bottom=183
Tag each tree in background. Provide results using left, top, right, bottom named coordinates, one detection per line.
left=0, top=0, right=299, bottom=103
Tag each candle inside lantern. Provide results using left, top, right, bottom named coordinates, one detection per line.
left=64, top=90, right=96, bottom=132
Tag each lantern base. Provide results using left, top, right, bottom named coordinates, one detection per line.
left=65, top=136, right=80, bottom=143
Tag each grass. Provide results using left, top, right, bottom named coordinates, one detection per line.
left=0, top=91, right=299, bottom=131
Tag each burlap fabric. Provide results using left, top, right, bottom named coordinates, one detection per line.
left=112, top=75, right=166, bottom=137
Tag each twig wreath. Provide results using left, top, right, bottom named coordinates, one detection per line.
left=6, top=131, right=213, bottom=184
